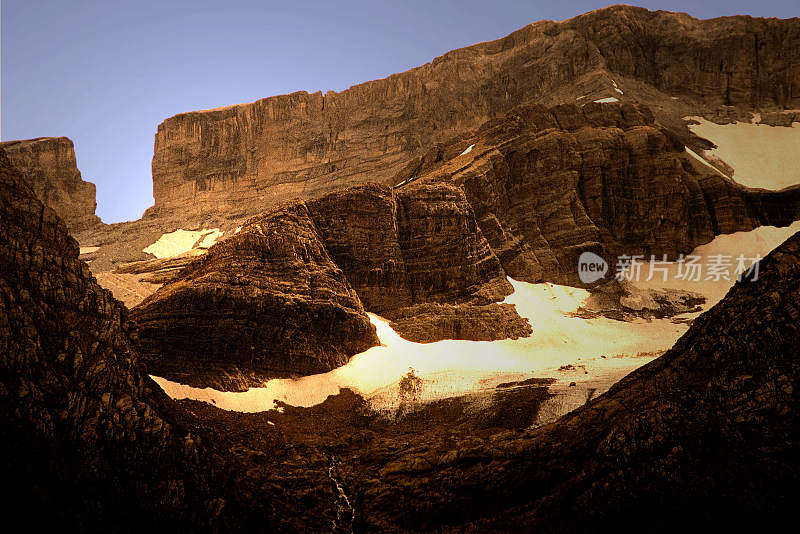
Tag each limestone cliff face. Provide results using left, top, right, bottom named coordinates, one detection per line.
left=414, top=102, right=800, bottom=285
left=0, top=137, right=102, bottom=233
left=149, top=6, right=800, bottom=216
left=307, top=183, right=512, bottom=311
left=308, top=183, right=527, bottom=343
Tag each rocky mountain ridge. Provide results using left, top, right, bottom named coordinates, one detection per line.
left=149, top=5, right=800, bottom=217
left=409, top=101, right=800, bottom=284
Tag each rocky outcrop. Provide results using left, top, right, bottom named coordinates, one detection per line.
left=413, top=102, right=800, bottom=285
left=349, top=230, right=800, bottom=532
left=305, top=184, right=412, bottom=312
left=0, top=149, right=216, bottom=530
left=132, top=183, right=527, bottom=386
left=0, top=137, right=102, bottom=233
left=307, top=183, right=520, bottom=341
left=130, top=201, right=381, bottom=390
left=148, top=6, right=800, bottom=217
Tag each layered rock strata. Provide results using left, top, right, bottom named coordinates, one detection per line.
left=307, top=183, right=528, bottom=342
left=131, top=201, right=380, bottom=390
left=0, top=137, right=102, bottom=233
left=413, top=102, right=800, bottom=285
left=149, top=6, right=800, bottom=216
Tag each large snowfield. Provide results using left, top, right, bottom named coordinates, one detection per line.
left=153, top=221, right=800, bottom=417
left=686, top=116, right=800, bottom=190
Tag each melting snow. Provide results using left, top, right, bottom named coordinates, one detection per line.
left=594, top=97, right=619, bottom=103
left=197, top=229, right=223, bottom=248
left=686, top=116, right=800, bottom=190
left=152, top=223, right=800, bottom=414
left=460, top=144, right=475, bottom=156
left=143, top=228, right=222, bottom=259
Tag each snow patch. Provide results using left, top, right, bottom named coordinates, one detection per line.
left=143, top=228, right=222, bottom=259
left=197, top=229, right=223, bottom=248
left=153, top=223, right=800, bottom=414
left=460, top=144, right=475, bottom=156
left=686, top=116, right=800, bottom=190
left=623, top=221, right=800, bottom=314
left=594, top=97, right=619, bottom=103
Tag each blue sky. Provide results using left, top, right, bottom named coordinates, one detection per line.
left=3, top=1, right=797, bottom=223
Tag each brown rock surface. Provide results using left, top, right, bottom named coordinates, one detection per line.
left=132, top=183, right=526, bottom=386
left=0, top=149, right=215, bottom=530
left=130, top=201, right=380, bottom=390
left=148, top=6, right=800, bottom=217
left=0, top=137, right=102, bottom=233
left=414, top=102, right=800, bottom=285
left=347, top=229, right=800, bottom=531
left=309, top=183, right=523, bottom=342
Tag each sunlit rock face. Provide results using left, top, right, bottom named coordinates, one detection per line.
left=131, top=200, right=380, bottom=390
left=0, top=149, right=210, bottom=530
left=410, top=102, right=800, bottom=285
left=148, top=6, right=800, bottom=218
left=0, top=137, right=102, bottom=233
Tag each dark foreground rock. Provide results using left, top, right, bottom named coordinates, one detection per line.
left=0, top=149, right=216, bottom=530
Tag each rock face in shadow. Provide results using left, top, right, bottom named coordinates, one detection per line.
left=350, top=230, right=800, bottom=532
left=414, top=102, right=800, bottom=285
left=306, top=184, right=413, bottom=312
left=130, top=201, right=380, bottom=390
left=0, top=149, right=213, bottom=531
left=148, top=6, right=800, bottom=217
left=0, top=137, right=102, bottom=233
